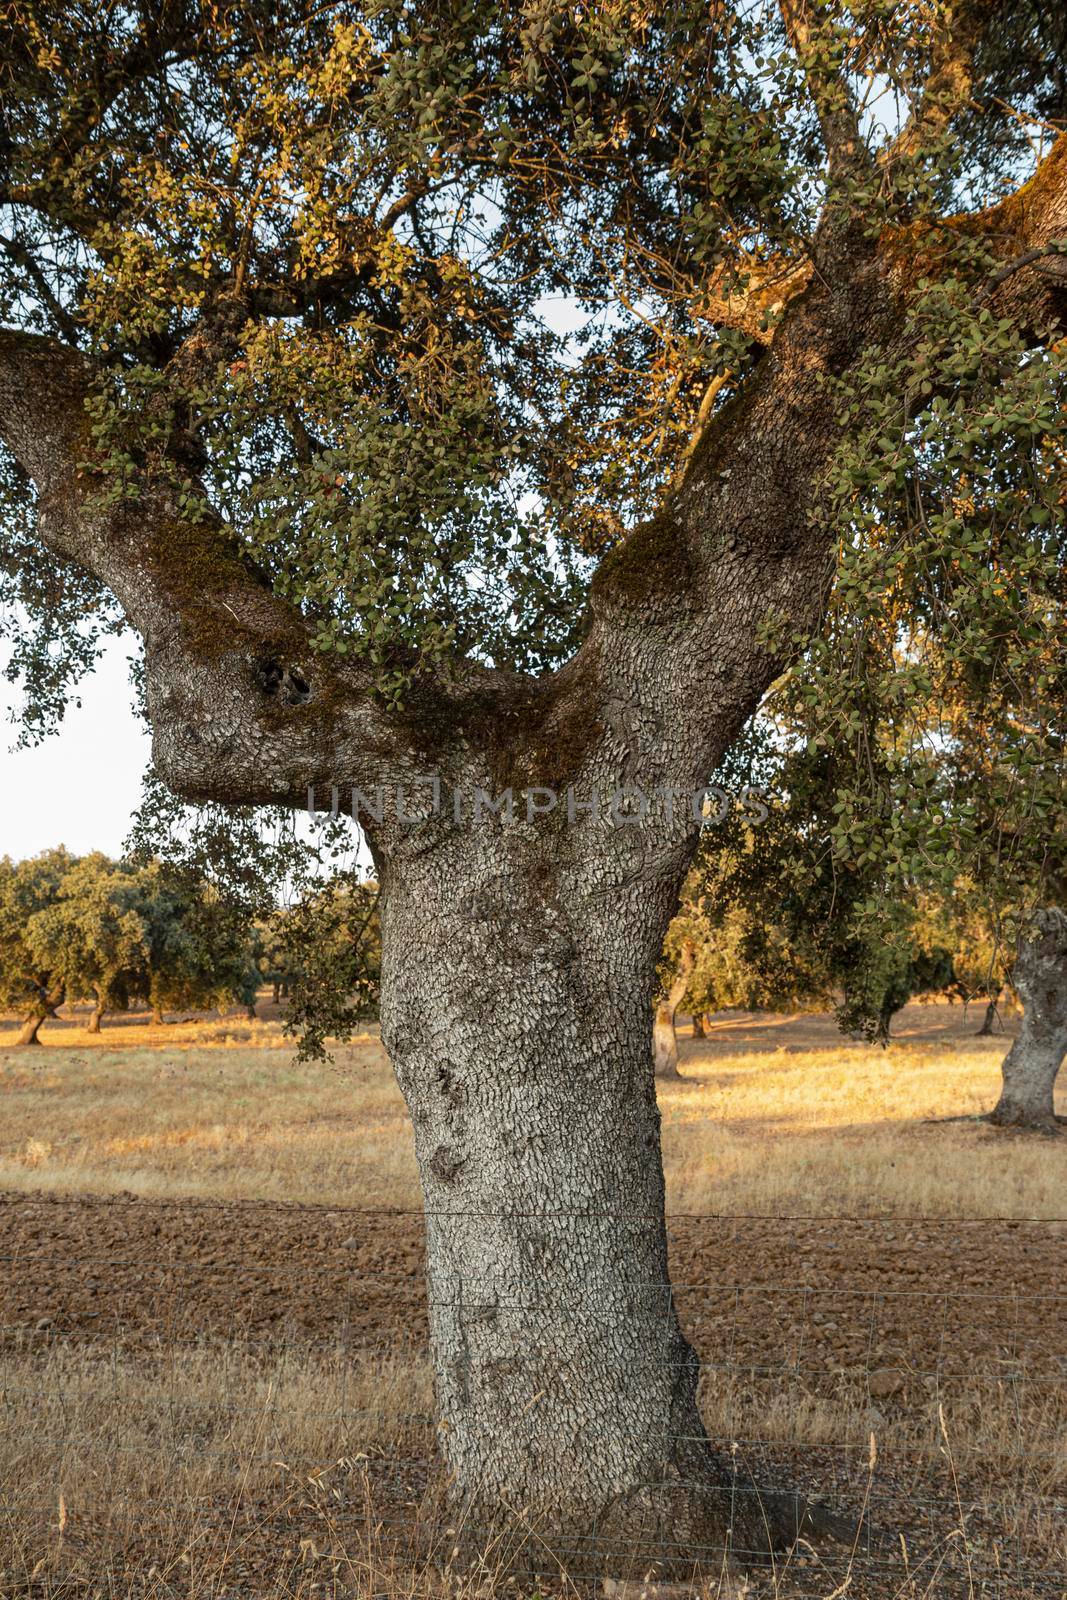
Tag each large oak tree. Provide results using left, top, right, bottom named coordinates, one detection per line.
left=2, top=0, right=1066, bottom=1572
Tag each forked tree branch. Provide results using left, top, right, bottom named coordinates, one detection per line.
left=0, top=329, right=470, bottom=808
left=882, top=0, right=1001, bottom=167
left=1, top=104, right=1065, bottom=863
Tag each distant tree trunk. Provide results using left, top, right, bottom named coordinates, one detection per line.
left=15, top=984, right=62, bottom=1045
left=691, top=1012, right=706, bottom=1039
left=989, top=911, right=1067, bottom=1132
left=272, top=980, right=281, bottom=1003
left=16, top=1010, right=45, bottom=1046
left=245, top=1001, right=257, bottom=1020
left=975, top=991, right=1001, bottom=1037
left=87, top=997, right=105, bottom=1034
left=652, top=941, right=697, bottom=1081
left=151, top=1006, right=165, bottom=1025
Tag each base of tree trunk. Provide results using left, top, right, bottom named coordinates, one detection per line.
left=15, top=1017, right=43, bottom=1046
left=985, top=1104, right=1064, bottom=1134
left=975, top=995, right=1000, bottom=1037
left=986, top=910, right=1067, bottom=1134
left=444, top=1464, right=850, bottom=1579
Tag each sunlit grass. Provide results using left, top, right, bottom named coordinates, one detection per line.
left=0, top=1000, right=1062, bottom=1218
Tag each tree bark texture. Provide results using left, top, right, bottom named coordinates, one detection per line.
left=989, top=911, right=1067, bottom=1132
left=653, top=942, right=697, bottom=1080
left=379, top=836, right=814, bottom=1570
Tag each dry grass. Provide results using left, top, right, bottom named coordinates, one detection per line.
left=0, top=999, right=1062, bottom=1218
left=0, top=1030, right=421, bottom=1211
left=1, top=1341, right=1061, bottom=1599
left=661, top=1024, right=1067, bottom=1219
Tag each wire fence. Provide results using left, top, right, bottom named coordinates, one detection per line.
left=0, top=1201, right=1064, bottom=1598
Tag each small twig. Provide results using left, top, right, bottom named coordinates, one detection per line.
left=977, top=240, right=1067, bottom=304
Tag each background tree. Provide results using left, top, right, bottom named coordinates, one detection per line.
left=949, top=897, right=1016, bottom=1036
left=137, top=860, right=263, bottom=1022
left=25, top=852, right=150, bottom=1032
left=2, top=0, right=1067, bottom=1567
left=255, top=911, right=295, bottom=1006
left=275, top=872, right=382, bottom=1060
left=655, top=850, right=828, bottom=1068
left=652, top=922, right=696, bottom=1080
left=750, top=308, right=1066, bottom=1114
left=0, top=848, right=75, bottom=1043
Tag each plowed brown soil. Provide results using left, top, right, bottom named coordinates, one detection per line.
left=2, top=1191, right=1064, bottom=1382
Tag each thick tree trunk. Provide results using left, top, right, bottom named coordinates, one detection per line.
left=151, top=1007, right=165, bottom=1025
left=245, top=1002, right=257, bottom=1020
left=653, top=942, right=697, bottom=1081
left=691, top=1012, right=706, bottom=1039
left=989, top=911, right=1067, bottom=1132
left=87, top=1000, right=104, bottom=1035
left=16, top=1011, right=45, bottom=1046
left=378, top=856, right=801, bottom=1576
left=975, top=992, right=1000, bottom=1037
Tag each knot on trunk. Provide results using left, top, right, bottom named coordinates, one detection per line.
left=253, top=653, right=311, bottom=705
left=429, top=1143, right=467, bottom=1184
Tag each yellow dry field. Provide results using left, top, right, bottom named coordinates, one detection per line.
left=0, top=998, right=1062, bottom=1218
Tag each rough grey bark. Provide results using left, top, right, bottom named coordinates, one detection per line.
left=653, top=941, right=697, bottom=1080
left=379, top=828, right=828, bottom=1571
left=989, top=911, right=1067, bottom=1132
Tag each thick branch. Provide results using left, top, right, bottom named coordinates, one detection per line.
left=883, top=0, right=1001, bottom=166
left=957, top=134, right=1067, bottom=333
left=697, top=255, right=814, bottom=344
left=552, top=136, right=1067, bottom=885
left=0, top=329, right=461, bottom=809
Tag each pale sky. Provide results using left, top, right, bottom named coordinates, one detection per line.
left=0, top=636, right=151, bottom=860
left=0, top=634, right=372, bottom=872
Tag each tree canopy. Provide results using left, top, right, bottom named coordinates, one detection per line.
left=2, top=0, right=1066, bottom=733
